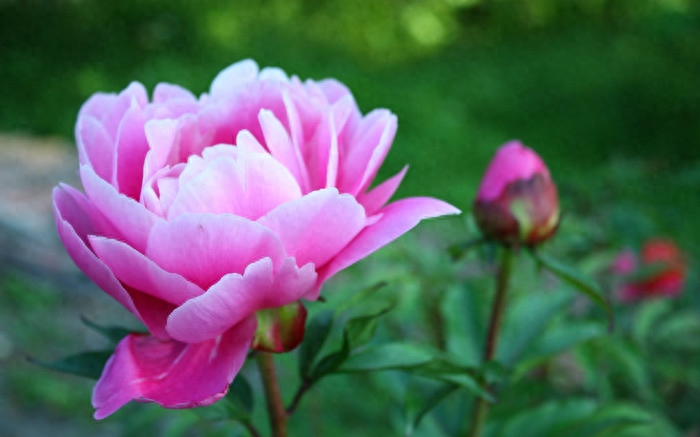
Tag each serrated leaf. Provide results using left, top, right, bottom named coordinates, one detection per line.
left=529, top=249, right=613, bottom=332
left=298, top=310, right=334, bottom=379
left=80, top=316, right=135, bottom=344
left=30, top=350, right=112, bottom=379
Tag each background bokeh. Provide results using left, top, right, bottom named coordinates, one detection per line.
left=1, top=0, right=699, bottom=436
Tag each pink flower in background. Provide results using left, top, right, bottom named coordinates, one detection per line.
left=52, top=60, right=459, bottom=418
left=613, top=239, right=686, bottom=302
left=473, top=141, right=559, bottom=246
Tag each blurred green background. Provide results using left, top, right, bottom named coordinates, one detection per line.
left=1, top=0, right=699, bottom=436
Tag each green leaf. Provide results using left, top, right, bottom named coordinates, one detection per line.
left=529, top=249, right=613, bottom=331
left=632, top=300, right=672, bottom=348
left=447, top=237, right=487, bottom=261
left=344, top=305, right=393, bottom=350
left=309, top=349, right=349, bottom=380
left=30, top=350, right=112, bottom=379
left=80, top=316, right=135, bottom=344
left=227, top=374, right=254, bottom=415
left=405, top=384, right=459, bottom=436
left=299, top=310, right=335, bottom=379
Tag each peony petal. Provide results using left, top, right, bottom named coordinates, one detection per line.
left=89, top=236, right=204, bottom=305
left=114, top=101, right=149, bottom=199
left=258, top=188, right=366, bottom=267
left=316, top=197, right=461, bottom=294
left=153, top=83, right=197, bottom=104
left=92, top=317, right=256, bottom=419
left=127, top=288, right=175, bottom=340
left=76, top=115, right=115, bottom=183
left=167, top=151, right=302, bottom=220
left=52, top=185, right=139, bottom=317
left=210, top=59, right=259, bottom=97
left=357, top=166, right=408, bottom=216
left=146, top=214, right=285, bottom=289
left=356, top=112, right=398, bottom=195
left=167, top=257, right=316, bottom=343
left=80, top=165, right=160, bottom=254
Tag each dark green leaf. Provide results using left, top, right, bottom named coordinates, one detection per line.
left=309, top=349, right=349, bottom=380
left=228, top=374, right=254, bottom=415
left=344, top=305, right=393, bottom=350
left=80, top=315, right=136, bottom=344
left=529, top=249, right=613, bottom=332
left=298, top=310, right=335, bottom=379
left=447, top=237, right=487, bottom=261
left=30, top=350, right=112, bottom=379
left=405, top=384, right=459, bottom=436
left=340, top=343, right=434, bottom=372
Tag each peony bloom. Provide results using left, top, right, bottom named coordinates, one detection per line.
left=613, top=239, right=686, bottom=302
left=53, top=60, right=459, bottom=418
left=473, top=141, right=559, bottom=246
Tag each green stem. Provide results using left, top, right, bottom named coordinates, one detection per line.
left=256, top=352, right=288, bottom=437
left=468, top=248, right=514, bottom=437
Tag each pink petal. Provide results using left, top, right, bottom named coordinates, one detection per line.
left=89, top=236, right=204, bottom=305
left=167, top=151, right=302, bottom=220
left=80, top=165, right=160, bottom=254
left=357, top=166, right=408, bottom=216
left=114, top=101, right=148, bottom=200
left=316, top=197, right=461, bottom=293
left=52, top=185, right=139, bottom=317
left=127, top=288, right=176, bottom=340
left=258, top=188, right=366, bottom=267
left=167, top=257, right=316, bottom=343
left=146, top=214, right=285, bottom=289
left=92, top=317, right=256, bottom=419
left=76, top=115, right=115, bottom=183
left=337, top=109, right=396, bottom=195
left=153, top=83, right=196, bottom=104
left=259, top=109, right=304, bottom=185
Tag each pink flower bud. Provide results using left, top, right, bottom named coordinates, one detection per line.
left=252, top=302, right=307, bottom=353
left=473, top=141, right=559, bottom=246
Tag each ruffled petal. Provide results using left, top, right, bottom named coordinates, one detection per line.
left=92, top=317, right=256, bottom=419
left=316, top=197, right=461, bottom=293
left=167, top=257, right=316, bottom=343
left=146, top=214, right=285, bottom=289
left=258, top=188, right=366, bottom=267
left=167, top=149, right=302, bottom=220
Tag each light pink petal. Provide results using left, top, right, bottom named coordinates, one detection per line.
left=316, top=197, right=461, bottom=293
left=316, top=78, right=355, bottom=105
left=337, top=109, right=396, bottom=195
left=153, top=83, right=197, bottom=104
left=259, top=109, right=304, bottom=183
left=114, top=101, right=148, bottom=199
left=167, top=151, right=302, bottom=220
left=52, top=185, right=139, bottom=317
left=143, top=118, right=179, bottom=181
left=89, top=236, right=204, bottom=305
left=236, top=130, right=268, bottom=154
left=80, top=165, right=160, bottom=253
left=357, top=166, right=408, bottom=216
left=282, top=92, right=311, bottom=192
left=258, top=188, right=366, bottom=267
left=146, top=214, right=285, bottom=289
left=209, top=59, right=259, bottom=97
left=76, top=115, right=115, bottom=183
left=259, top=67, right=289, bottom=82
left=92, top=317, right=256, bottom=419
left=167, top=257, right=316, bottom=343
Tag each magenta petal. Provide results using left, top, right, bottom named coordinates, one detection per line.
left=146, top=214, right=285, bottom=289
left=52, top=185, right=139, bottom=317
left=89, top=236, right=204, bottom=305
left=316, top=197, right=461, bottom=290
left=258, top=188, right=366, bottom=267
left=357, top=166, right=408, bottom=216
left=167, top=257, right=316, bottom=343
left=92, top=317, right=256, bottom=419
left=80, top=165, right=160, bottom=253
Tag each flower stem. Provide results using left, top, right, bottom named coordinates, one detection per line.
left=468, top=248, right=514, bottom=437
left=256, top=352, right=287, bottom=437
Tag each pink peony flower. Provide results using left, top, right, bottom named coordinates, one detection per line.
left=53, top=60, right=459, bottom=419
left=473, top=141, right=559, bottom=246
left=614, top=239, right=686, bottom=302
